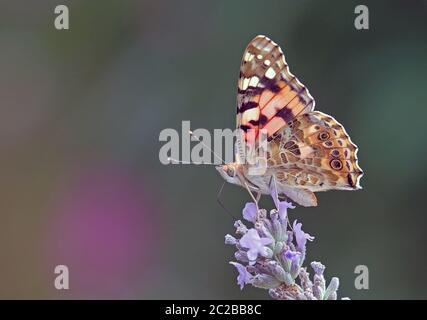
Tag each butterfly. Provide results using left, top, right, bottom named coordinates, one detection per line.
left=216, top=35, right=363, bottom=208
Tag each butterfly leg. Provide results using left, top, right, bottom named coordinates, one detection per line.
left=269, top=175, right=294, bottom=230
left=239, top=178, right=260, bottom=215
left=216, top=181, right=237, bottom=221
left=269, top=175, right=280, bottom=211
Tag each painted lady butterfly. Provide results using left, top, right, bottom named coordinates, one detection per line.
left=216, top=35, right=363, bottom=207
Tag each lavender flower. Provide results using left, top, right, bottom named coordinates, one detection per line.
left=239, top=229, right=273, bottom=264
left=225, top=201, right=347, bottom=300
left=242, top=202, right=257, bottom=223
left=229, top=262, right=252, bottom=289
left=293, top=220, right=315, bottom=254
left=277, top=201, right=295, bottom=222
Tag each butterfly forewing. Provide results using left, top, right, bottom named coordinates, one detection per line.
left=236, top=35, right=315, bottom=148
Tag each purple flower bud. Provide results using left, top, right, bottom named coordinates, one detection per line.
left=311, top=261, right=325, bottom=275
left=285, top=230, right=294, bottom=245
left=224, top=234, right=237, bottom=245
left=328, top=292, right=337, bottom=300
left=312, top=284, right=324, bottom=300
left=268, top=288, right=281, bottom=300
left=270, top=212, right=285, bottom=242
left=234, top=220, right=247, bottom=235
left=299, top=268, right=313, bottom=291
left=254, top=221, right=274, bottom=243
left=251, top=273, right=281, bottom=289
left=290, top=257, right=301, bottom=279
left=284, top=249, right=301, bottom=262
left=265, top=260, right=288, bottom=283
left=297, top=293, right=308, bottom=300
left=324, top=277, right=339, bottom=300
left=274, top=241, right=284, bottom=255
left=234, top=250, right=249, bottom=263
left=312, top=272, right=326, bottom=300
left=229, top=262, right=252, bottom=290
left=262, top=247, right=274, bottom=259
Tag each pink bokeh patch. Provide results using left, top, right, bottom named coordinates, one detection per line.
left=43, top=164, right=159, bottom=298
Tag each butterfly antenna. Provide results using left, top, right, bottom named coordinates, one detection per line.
left=189, top=130, right=226, bottom=165
left=217, top=181, right=237, bottom=221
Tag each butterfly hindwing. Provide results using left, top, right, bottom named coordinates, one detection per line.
left=267, top=111, right=363, bottom=193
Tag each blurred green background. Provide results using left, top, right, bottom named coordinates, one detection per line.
left=0, top=0, right=427, bottom=299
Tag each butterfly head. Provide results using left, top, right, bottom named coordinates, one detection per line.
left=216, top=163, right=241, bottom=185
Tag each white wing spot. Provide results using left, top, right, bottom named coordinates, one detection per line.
left=264, top=59, right=271, bottom=66
left=242, top=77, right=250, bottom=90
left=265, top=67, right=276, bottom=79
left=244, top=52, right=254, bottom=62
left=257, top=54, right=263, bottom=59
left=248, top=76, right=260, bottom=87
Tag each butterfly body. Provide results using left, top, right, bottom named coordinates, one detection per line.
left=217, top=35, right=363, bottom=207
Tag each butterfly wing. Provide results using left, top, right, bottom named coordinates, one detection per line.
left=236, top=35, right=315, bottom=161
left=266, top=111, right=363, bottom=205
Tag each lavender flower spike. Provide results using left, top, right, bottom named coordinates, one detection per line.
left=226, top=201, right=348, bottom=300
